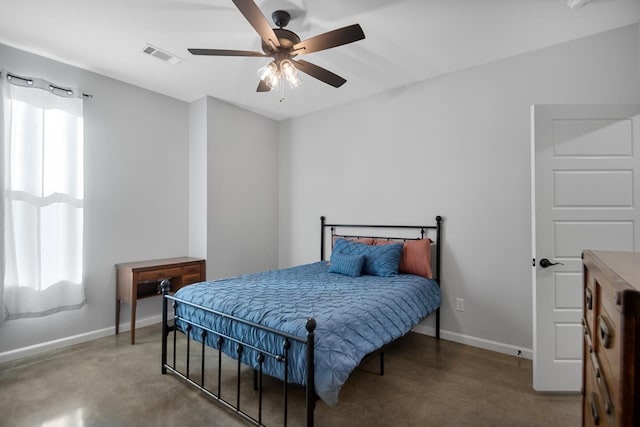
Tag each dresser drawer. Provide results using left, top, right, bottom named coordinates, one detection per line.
left=584, top=351, right=614, bottom=426
left=594, top=305, right=619, bottom=386
left=584, top=272, right=596, bottom=336
left=183, top=264, right=202, bottom=275
left=182, top=273, right=203, bottom=286
left=138, top=267, right=183, bottom=282
left=584, top=359, right=604, bottom=427
left=584, top=383, right=609, bottom=426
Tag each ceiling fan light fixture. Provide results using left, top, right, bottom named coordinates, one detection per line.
left=258, top=61, right=280, bottom=89
left=280, top=59, right=301, bottom=89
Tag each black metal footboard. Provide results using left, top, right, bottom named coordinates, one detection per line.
left=160, top=280, right=317, bottom=427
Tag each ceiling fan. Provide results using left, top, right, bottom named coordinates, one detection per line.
left=188, top=0, right=365, bottom=93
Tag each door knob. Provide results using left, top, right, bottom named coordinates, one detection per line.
left=539, top=258, right=564, bottom=268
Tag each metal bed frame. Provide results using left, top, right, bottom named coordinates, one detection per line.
left=321, top=215, right=442, bottom=340
left=160, top=215, right=442, bottom=427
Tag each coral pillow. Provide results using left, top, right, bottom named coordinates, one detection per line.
left=375, top=238, right=433, bottom=279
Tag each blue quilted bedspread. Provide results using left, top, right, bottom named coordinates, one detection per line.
left=173, top=261, right=441, bottom=405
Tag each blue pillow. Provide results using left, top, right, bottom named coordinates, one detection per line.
left=328, top=252, right=365, bottom=277
left=332, top=238, right=403, bottom=277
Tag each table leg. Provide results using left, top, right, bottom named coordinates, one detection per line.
left=115, top=299, right=121, bottom=335
left=131, top=298, right=137, bottom=345
left=130, top=281, right=137, bottom=345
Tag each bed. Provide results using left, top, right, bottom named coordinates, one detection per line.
left=160, top=216, right=443, bottom=426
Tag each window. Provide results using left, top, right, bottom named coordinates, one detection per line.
left=1, top=73, right=85, bottom=320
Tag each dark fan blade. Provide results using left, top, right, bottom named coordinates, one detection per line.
left=257, top=79, right=271, bottom=92
left=188, top=48, right=267, bottom=57
left=293, top=24, right=364, bottom=55
left=293, top=59, right=347, bottom=88
left=232, top=0, right=280, bottom=48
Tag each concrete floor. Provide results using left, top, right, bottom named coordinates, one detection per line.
left=0, top=324, right=580, bottom=427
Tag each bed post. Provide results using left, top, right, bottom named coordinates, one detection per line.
left=435, top=216, right=442, bottom=340
left=320, top=216, right=326, bottom=261
left=160, top=279, right=171, bottom=374
left=305, top=318, right=317, bottom=427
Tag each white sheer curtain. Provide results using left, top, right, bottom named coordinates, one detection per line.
left=1, top=72, right=85, bottom=320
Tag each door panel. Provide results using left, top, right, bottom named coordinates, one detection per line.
left=554, top=221, right=634, bottom=254
left=553, top=170, right=632, bottom=207
left=532, top=104, right=640, bottom=391
left=553, top=119, right=633, bottom=156
left=553, top=273, right=582, bottom=310
left=554, top=323, right=582, bottom=359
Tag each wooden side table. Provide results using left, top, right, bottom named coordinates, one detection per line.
left=115, top=257, right=206, bottom=344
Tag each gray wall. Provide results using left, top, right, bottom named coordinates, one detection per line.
left=0, top=45, right=280, bottom=360
left=0, top=43, right=190, bottom=354
left=187, top=95, right=280, bottom=280
left=189, top=97, right=208, bottom=260
left=278, top=24, right=640, bottom=354
left=205, top=96, right=279, bottom=279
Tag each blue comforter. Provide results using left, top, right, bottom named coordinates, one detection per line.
left=174, top=261, right=441, bottom=405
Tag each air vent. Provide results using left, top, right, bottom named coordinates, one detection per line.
left=141, top=44, right=184, bottom=65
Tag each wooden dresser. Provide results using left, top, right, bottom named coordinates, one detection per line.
left=115, top=257, right=206, bottom=344
left=582, top=250, right=640, bottom=426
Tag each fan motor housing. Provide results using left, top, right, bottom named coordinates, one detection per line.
left=262, top=28, right=300, bottom=54
left=272, top=10, right=291, bottom=28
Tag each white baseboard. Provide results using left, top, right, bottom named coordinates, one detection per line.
left=0, top=314, right=165, bottom=364
left=1, top=315, right=532, bottom=364
left=412, top=324, right=533, bottom=360
left=116, top=314, right=164, bottom=334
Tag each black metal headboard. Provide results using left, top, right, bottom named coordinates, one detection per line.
left=320, top=215, right=443, bottom=340
left=320, top=216, right=443, bottom=285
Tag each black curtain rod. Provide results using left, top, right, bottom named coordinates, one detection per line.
left=324, top=223, right=438, bottom=229
left=2, top=71, right=93, bottom=98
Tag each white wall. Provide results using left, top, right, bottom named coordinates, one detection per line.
left=205, top=96, right=279, bottom=280
left=188, top=95, right=280, bottom=281
left=278, top=24, right=640, bottom=354
left=0, top=46, right=279, bottom=361
left=189, top=97, right=208, bottom=259
left=0, top=43, right=190, bottom=355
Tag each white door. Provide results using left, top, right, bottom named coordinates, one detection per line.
left=531, top=104, right=640, bottom=391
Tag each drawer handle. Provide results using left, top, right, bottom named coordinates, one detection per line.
left=596, top=372, right=613, bottom=415
left=585, top=288, right=593, bottom=310
left=590, top=350, right=600, bottom=379
left=598, top=315, right=613, bottom=349
left=589, top=350, right=613, bottom=416
left=590, top=392, right=600, bottom=425
left=582, top=319, right=593, bottom=351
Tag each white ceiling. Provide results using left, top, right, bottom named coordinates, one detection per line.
left=0, top=0, right=638, bottom=120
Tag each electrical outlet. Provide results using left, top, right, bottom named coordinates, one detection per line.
left=455, top=298, right=464, bottom=312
